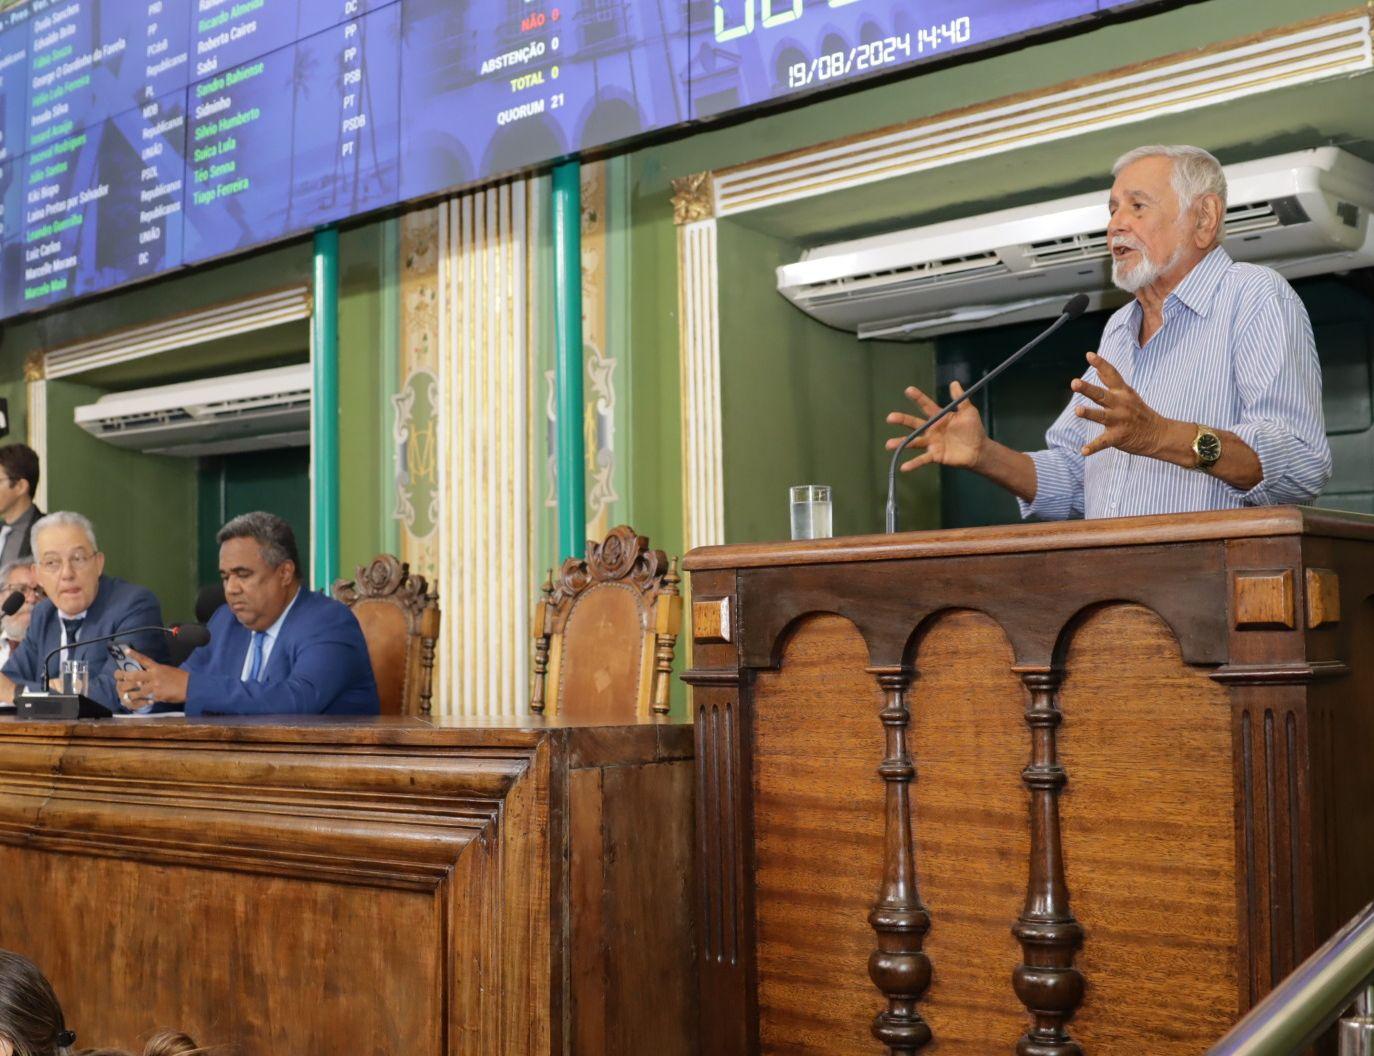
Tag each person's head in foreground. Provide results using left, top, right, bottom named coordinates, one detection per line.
left=0, top=948, right=74, bottom=1056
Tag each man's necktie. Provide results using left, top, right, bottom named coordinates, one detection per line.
left=61, top=617, right=84, bottom=644
left=247, top=631, right=266, bottom=682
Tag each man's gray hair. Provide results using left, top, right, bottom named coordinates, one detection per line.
left=1113, top=144, right=1228, bottom=237
left=30, top=511, right=97, bottom=556
left=0, top=558, right=34, bottom=585
left=217, top=511, right=301, bottom=573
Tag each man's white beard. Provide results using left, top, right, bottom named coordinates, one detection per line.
left=1, top=614, right=27, bottom=642
left=1110, top=235, right=1189, bottom=293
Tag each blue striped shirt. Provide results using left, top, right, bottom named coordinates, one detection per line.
left=1019, top=247, right=1331, bottom=520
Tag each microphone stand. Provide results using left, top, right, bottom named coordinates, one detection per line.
left=16, top=624, right=200, bottom=720
left=884, top=296, right=1088, bottom=535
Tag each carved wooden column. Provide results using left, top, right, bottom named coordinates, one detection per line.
left=867, top=666, right=933, bottom=1053
left=1012, top=668, right=1084, bottom=1056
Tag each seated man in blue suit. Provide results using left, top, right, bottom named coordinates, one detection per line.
left=116, top=511, right=380, bottom=716
left=0, top=511, right=167, bottom=710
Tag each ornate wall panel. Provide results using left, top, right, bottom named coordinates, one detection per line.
left=398, top=206, right=442, bottom=574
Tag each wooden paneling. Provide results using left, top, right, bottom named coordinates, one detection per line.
left=0, top=717, right=694, bottom=1056
left=689, top=508, right=1374, bottom=1056
left=1304, top=568, right=1340, bottom=629
left=1058, top=604, right=1239, bottom=1052
left=570, top=760, right=697, bottom=1056
left=4, top=850, right=442, bottom=1053
left=751, top=614, right=885, bottom=1054
left=909, top=610, right=1029, bottom=1053
left=1233, top=570, right=1297, bottom=630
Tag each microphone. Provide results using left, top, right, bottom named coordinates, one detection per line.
left=884, top=293, right=1090, bottom=534
left=1, top=590, right=23, bottom=618
left=194, top=584, right=226, bottom=625
left=37, top=623, right=212, bottom=698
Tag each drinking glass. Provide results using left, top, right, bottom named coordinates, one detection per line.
left=61, top=659, right=89, bottom=697
left=789, top=484, right=833, bottom=540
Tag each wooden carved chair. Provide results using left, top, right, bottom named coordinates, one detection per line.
left=333, top=555, right=441, bottom=717
left=531, top=525, right=682, bottom=721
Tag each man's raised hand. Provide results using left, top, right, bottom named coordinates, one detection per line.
left=1072, top=352, right=1171, bottom=458
left=885, top=382, right=988, bottom=472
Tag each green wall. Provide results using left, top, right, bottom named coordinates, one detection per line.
left=337, top=219, right=398, bottom=580
left=44, top=380, right=198, bottom=620
left=197, top=449, right=313, bottom=590
left=713, top=222, right=940, bottom=542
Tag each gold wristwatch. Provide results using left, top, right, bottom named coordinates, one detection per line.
left=1192, top=424, right=1222, bottom=470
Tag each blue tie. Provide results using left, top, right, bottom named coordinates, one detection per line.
left=61, top=617, right=85, bottom=644
left=246, top=631, right=266, bottom=682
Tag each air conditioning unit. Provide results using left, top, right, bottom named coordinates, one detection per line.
left=777, top=147, right=1374, bottom=339
left=74, top=364, right=311, bottom=457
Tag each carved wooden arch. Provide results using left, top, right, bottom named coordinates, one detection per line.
left=737, top=546, right=1232, bottom=673
left=530, top=525, right=682, bottom=720
left=334, top=555, right=442, bottom=717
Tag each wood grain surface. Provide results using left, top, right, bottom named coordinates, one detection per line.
left=751, top=615, right=886, bottom=1054
left=689, top=507, right=1374, bottom=1056
left=909, top=610, right=1029, bottom=1054
left=683, top=506, right=1374, bottom=572
left=0, top=717, right=695, bottom=1056
left=1057, top=604, right=1238, bottom=1052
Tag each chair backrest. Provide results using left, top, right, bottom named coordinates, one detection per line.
left=531, top=525, right=681, bottom=722
left=333, top=555, right=441, bottom=717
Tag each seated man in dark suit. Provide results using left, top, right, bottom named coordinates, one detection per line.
left=116, top=512, right=380, bottom=716
left=0, top=511, right=167, bottom=709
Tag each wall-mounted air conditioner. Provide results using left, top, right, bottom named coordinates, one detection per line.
left=73, top=363, right=311, bottom=457
left=777, top=147, right=1374, bottom=338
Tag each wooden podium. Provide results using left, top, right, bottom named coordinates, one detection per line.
left=684, top=507, right=1374, bottom=1055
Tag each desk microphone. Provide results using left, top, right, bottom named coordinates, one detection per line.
left=19, top=623, right=212, bottom=720
left=884, top=293, right=1090, bottom=534
left=1, top=591, right=22, bottom=618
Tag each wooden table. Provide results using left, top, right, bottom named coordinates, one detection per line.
left=0, top=715, right=696, bottom=1055
left=684, top=506, right=1374, bottom=1055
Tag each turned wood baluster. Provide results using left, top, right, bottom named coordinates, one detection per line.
left=1012, top=668, right=1084, bottom=1056
left=868, top=667, right=933, bottom=1053
left=530, top=575, right=555, bottom=714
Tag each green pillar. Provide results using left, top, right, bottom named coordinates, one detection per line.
left=553, top=161, right=585, bottom=561
left=311, top=226, right=340, bottom=590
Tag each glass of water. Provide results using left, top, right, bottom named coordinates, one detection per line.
left=790, top=484, right=833, bottom=540
left=62, top=658, right=89, bottom=696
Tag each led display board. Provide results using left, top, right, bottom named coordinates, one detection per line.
left=0, top=0, right=1138, bottom=319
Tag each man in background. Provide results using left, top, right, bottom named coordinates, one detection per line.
left=0, top=559, right=40, bottom=669
left=0, top=444, right=42, bottom=566
left=116, top=512, right=379, bottom=716
left=0, top=512, right=166, bottom=709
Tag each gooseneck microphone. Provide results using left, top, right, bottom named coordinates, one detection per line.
left=1, top=591, right=23, bottom=618
left=40, top=622, right=211, bottom=690
left=884, top=293, right=1090, bottom=535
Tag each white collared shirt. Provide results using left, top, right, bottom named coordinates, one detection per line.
left=239, top=587, right=301, bottom=681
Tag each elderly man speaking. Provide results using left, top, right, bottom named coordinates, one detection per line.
left=886, top=144, right=1332, bottom=518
